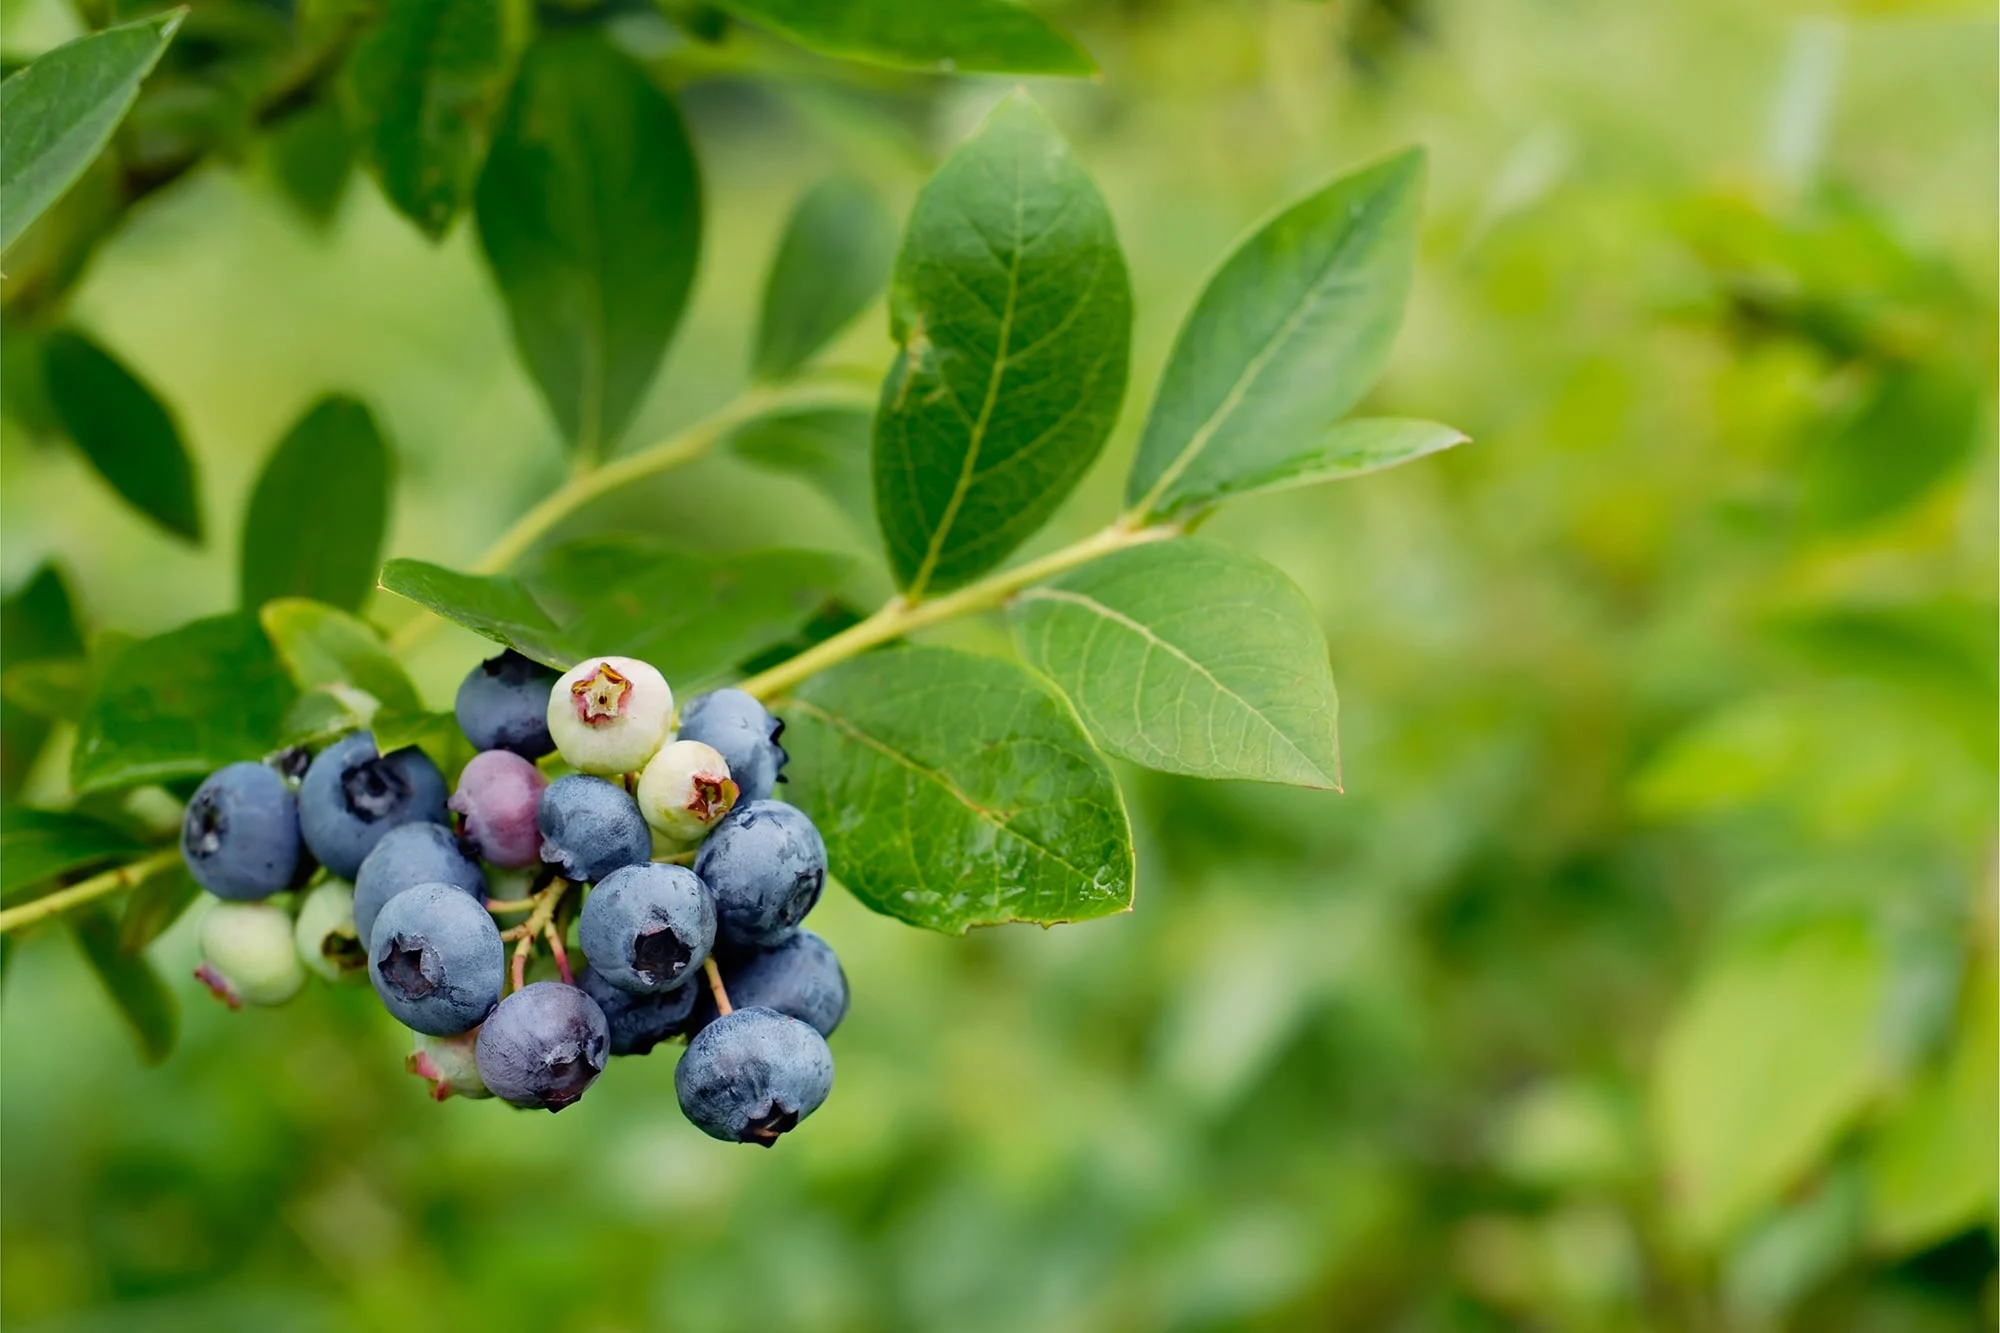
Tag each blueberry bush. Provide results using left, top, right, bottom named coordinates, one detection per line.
left=2, top=0, right=1993, bottom=1326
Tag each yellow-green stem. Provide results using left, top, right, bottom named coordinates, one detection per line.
left=0, top=848, right=183, bottom=935
left=737, top=518, right=1182, bottom=702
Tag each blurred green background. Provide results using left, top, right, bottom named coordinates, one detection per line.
left=3, top=0, right=1995, bottom=1328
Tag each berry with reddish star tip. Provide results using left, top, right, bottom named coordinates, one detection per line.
left=578, top=862, right=716, bottom=995
left=475, top=981, right=610, bottom=1111
left=407, top=1029, right=493, bottom=1101
left=449, top=750, right=548, bottom=868
left=676, top=688, right=789, bottom=802
left=367, top=883, right=506, bottom=1036
left=675, top=1006, right=833, bottom=1146
left=635, top=739, right=738, bottom=842
left=198, top=901, right=306, bottom=1008
left=546, top=656, right=673, bottom=776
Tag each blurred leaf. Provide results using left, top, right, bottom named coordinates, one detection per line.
left=1, top=564, right=84, bottom=799
left=265, top=98, right=356, bottom=228
left=753, top=175, right=896, bottom=381
left=1174, top=417, right=1467, bottom=513
left=1126, top=149, right=1425, bottom=519
left=1865, top=951, right=1998, bottom=1254
left=278, top=682, right=377, bottom=750
left=258, top=598, right=421, bottom=716
left=1652, top=915, right=1887, bottom=1248
left=377, top=558, right=569, bottom=667
left=784, top=644, right=1134, bottom=933
left=736, top=599, right=869, bottom=676
left=725, top=405, right=874, bottom=528
left=0, top=806, right=146, bottom=903
left=0, top=10, right=183, bottom=252
left=348, top=0, right=527, bottom=240
left=0, top=150, right=123, bottom=328
left=43, top=328, right=203, bottom=542
left=1800, top=362, right=1982, bottom=531
left=475, top=34, right=702, bottom=455
left=117, top=864, right=199, bottom=954
left=68, top=903, right=177, bottom=1064
left=713, top=0, right=1094, bottom=75
left=525, top=539, right=852, bottom=688
left=241, top=396, right=394, bottom=612
left=370, top=708, right=473, bottom=783
left=71, top=613, right=296, bottom=795
left=873, top=92, right=1130, bottom=597
left=1721, top=1165, right=1866, bottom=1326
left=1010, top=539, right=1342, bottom=788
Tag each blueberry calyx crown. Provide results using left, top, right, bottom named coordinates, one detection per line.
left=380, top=938, right=439, bottom=1000
left=569, top=662, right=632, bottom=725
left=343, top=759, right=413, bottom=821
left=631, top=926, right=692, bottom=987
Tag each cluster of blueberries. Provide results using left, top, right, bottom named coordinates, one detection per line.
left=179, top=650, right=845, bottom=1146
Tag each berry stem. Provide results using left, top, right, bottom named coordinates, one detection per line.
left=506, top=878, right=573, bottom=992
left=0, top=848, right=183, bottom=936
left=736, top=518, right=1183, bottom=702
left=484, top=897, right=537, bottom=915
left=388, top=379, right=869, bottom=654
left=702, top=955, right=733, bottom=1016
left=544, top=924, right=573, bottom=985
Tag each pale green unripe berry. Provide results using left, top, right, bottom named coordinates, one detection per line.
left=407, top=1029, right=493, bottom=1101
left=636, top=739, right=739, bottom=842
left=294, top=881, right=367, bottom=984
left=198, top=901, right=305, bottom=1008
left=546, top=656, right=673, bottom=775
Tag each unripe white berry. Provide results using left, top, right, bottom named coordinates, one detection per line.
left=636, top=739, right=739, bottom=842
left=407, top=1029, right=493, bottom=1101
left=546, top=656, right=673, bottom=775
left=198, top=901, right=305, bottom=1008
left=294, top=881, right=366, bottom=984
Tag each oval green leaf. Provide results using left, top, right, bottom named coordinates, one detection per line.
left=753, top=175, right=896, bottom=381
left=1011, top=539, right=1341, bottom=788
left=724, top=405, right=874, bottom=531
left=378, top=558, right=570, bottom=667
left=71, top=903, right=177, bottom=1064
left=1126, top=149, right=1426, bottom=520
left=0, top=806, right=147, bottom=902
left=242, top=396, right=394, bottom=613
left=714, top=0, right=1093, bottom=76
left=44, top=328, right=202, bottom=542
left=0, top=11, right=182, bottom=252
left=71, top=614, right=296, bottom=795
left=1184, top=417, right=1468, bottom=512
left=347, top=0, right=527, bottom=240
left=475, top=34, right=702, bottom=455
left=259, top=598, right=421, bottom=717
left=782, top=645, right=1134, bottom=933
left=873, top=92, right=1131, bottom=598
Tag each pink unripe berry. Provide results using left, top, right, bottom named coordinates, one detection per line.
left=449, top=750, right=548, bottom=868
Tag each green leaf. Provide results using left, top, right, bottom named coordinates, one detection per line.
left=1174, top=417, right=1467, bottom=513
left=370, top=708, right=473, bottom=783
left=1801, top=362, right=1983, bottom=532
left=1, top=564, right=85, bottom=798
left=475, top=34, right=702, bottom=455
left=241, top=396, right=395, bottom=613
left=714, top=0, right=1093, bottom=75
left=265, top=98, right=355, bottom=227
left=873, top=93, right=1131, bottom=598
left=69, top=903, right=177, bottom=1064
left=117, top=864, right=199, bottom=954
left=1652, top=915, right=1887, bottom=1248
left=0, top=806, right=146, bottom=903
left=753, top=175, right=896, bottom=381
left=0, top=11, right=183, bottom=252
left=1010, top=539, right=1342, bottom=788
left=725, top=406, right=873, bottom=527
left=43, top=328, right=203, bottom=542
left=278, top=683, right=377, bottom=750
left=525, top=539, right=852, bottom=688
left=783, top=645, right=1134, bottom=933
left=347, top=0, right=527, bottom=240
left=1865, top=953, right=1998, bottom=1254
left=71, top=614, right=296, bottom=796
left=377, top=558, right=570, bottom=667
left=1126, top=149, right=1426, bottom=520
left=258, top=598, right=421, bottom=716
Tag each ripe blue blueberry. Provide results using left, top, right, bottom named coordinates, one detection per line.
left=676, top=688, right=787, bottom=802
left=578, top=965, right=697, bottom=1056
left=579, top=862, right=716, bottom=994
left=181, top=762, right=304, bottom=900
left=298, top=732, right=449, bottom=879
left=475, top=981, right=610, bottom=1111
left=353, top=821, right=485, bottom=948
left=693, top=800, right=826, bottom=947
left=537, top=774, right=652, bottom=884
left=675, top=1006, right=833, bottom=1146
left=368, top=882, right=506, bottom=1036
left=455, top=649, right=560, bottom=759
left=704, top=930, right=848, bottom=1039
